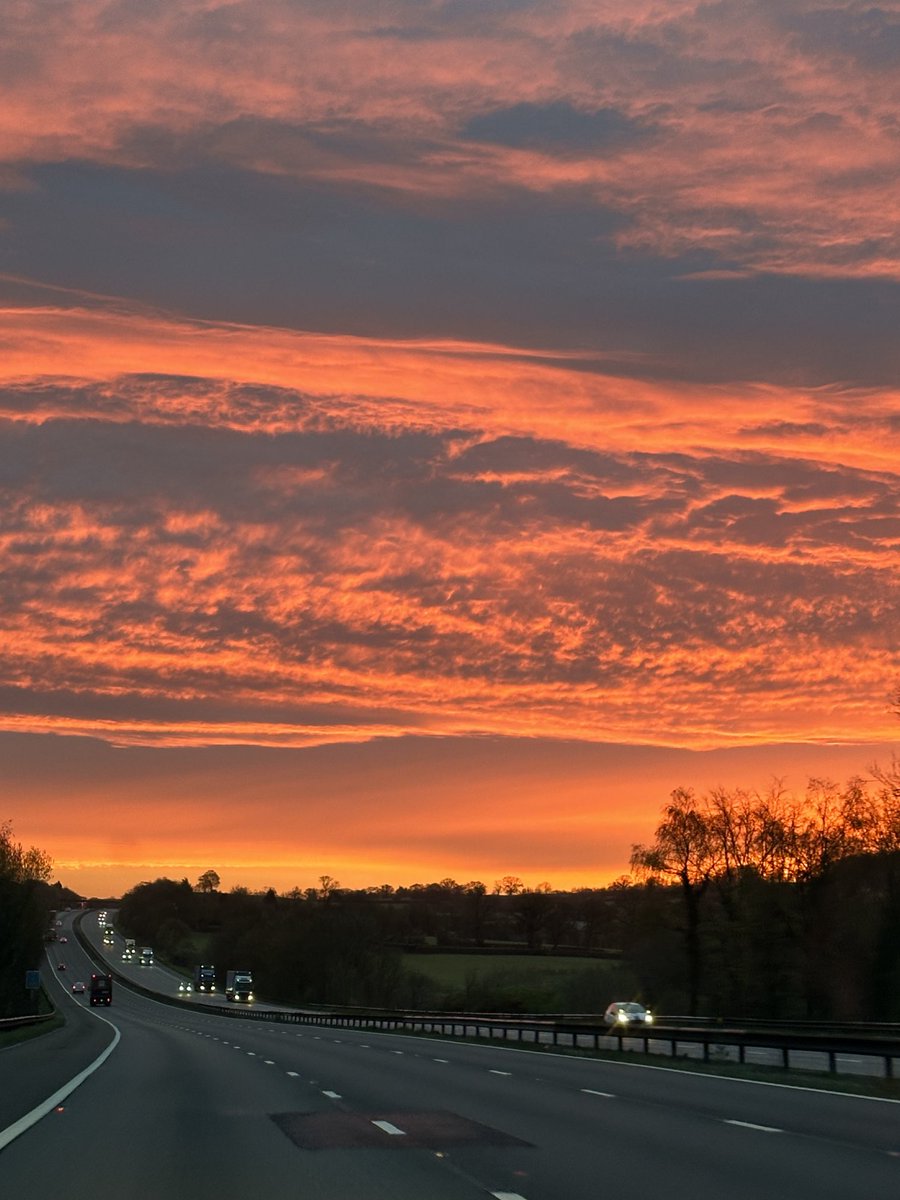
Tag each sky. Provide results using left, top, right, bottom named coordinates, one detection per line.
left=2, top=1, right=898, bottom=898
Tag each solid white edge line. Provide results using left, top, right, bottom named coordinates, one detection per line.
left=724, top=1119, right=782, bottom=1133
left=0, top=947, right=122, bottom=1152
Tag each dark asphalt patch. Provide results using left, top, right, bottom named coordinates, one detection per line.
left=271, top=1109, right=532, bottom=1150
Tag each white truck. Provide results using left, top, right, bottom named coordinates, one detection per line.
left=224, top=969, right=254, bottom=1002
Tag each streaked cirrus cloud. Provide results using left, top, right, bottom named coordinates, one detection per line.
left=1, top=3, right=898, bottom=893
left=1, top=294, right=896, bottom=751
left=2, top=1, right=899, bottom=280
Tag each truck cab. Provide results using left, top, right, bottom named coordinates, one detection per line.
left=225, top=969, right=254, bottom=1002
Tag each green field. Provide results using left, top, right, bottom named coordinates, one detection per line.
left=401, top=953, right=637, bottom=1013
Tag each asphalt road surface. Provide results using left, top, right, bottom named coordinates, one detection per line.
left=3, top=911, right=899, bottom=1199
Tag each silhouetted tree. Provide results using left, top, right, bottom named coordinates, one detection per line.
left=631, top=788, right=716, bottom=1014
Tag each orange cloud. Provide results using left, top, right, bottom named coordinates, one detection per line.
left=1, top=294, right=897, bottom=755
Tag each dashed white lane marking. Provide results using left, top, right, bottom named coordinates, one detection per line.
left=489, top=1069, right=512, bottom=1076
left=582, top=1088, right=615, bottom=1098
left=372, top=1120, right=406, bottom=1136
left=247, top=1051, right=256, bottom=1056
left=286, top=1071, right=300, bottom=1078
left=434, top=1058, right=449, bottom=1063
left=492, top=1193, right=528, bottom=1199
left=392, top=1050, right=404, bottom=1055
left=322, top=1090, right=342, bottom=1099
left=724, top=1120, right=782, bottom=1133
left=263, top=1060, right=275, bottom=1065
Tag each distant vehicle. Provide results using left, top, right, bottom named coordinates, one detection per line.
left=59, top=935, right=68, bottom=943
left=193, top=964, right=216, bottom=993
left=57, top=962, right=66, bottom=971
left=72, top=981, right=86, bottom=994
left=604, top=1001, right=653, bottom=1027
left=225, top=969, right=254, bottom=1003
left=139, top=946, right=154, bottom=966
left=123, top=938, right=136, bottom=960
left=103, top=930, right=114, bottom=945
left=90, top=973, right=112, bottom=1006
left=178, top=981, right=193, bottom=995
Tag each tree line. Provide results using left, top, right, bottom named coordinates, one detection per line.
left=0, top=821, right=68, bottom=1017
left=116, top=760, right=900, bottom=1019
left=631, top=763, right=900, bottom=1018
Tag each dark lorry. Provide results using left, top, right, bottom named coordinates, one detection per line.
left=90, top=973, right=112, bottom=1006
left=193, top=964, right=216, bottom=992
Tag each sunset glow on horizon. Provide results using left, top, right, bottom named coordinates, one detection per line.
left=2, top=2, right=897, bottom=898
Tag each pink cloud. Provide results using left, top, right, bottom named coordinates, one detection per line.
left=1, top=3, right=898, bottom=277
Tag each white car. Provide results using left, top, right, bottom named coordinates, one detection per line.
left=604, top=1001, right=653, bottom=1027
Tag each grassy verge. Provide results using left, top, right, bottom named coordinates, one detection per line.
left=0, top=1010, right=65, bottom=1050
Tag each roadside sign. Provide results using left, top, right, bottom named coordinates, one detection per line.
left=25, top=970, right=41, bottom=990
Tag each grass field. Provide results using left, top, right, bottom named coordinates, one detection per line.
left=401, top=952, right=637, bottom=1012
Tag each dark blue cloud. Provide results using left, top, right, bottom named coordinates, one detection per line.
left=2, top=159, right=899, bottom=388
left=461, top=102, right=653, bottom=153
left=785, top=6, right=900, bottom=69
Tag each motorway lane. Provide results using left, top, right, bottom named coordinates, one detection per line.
left=0, top=961, right=113, bottom=1134
left=186, top=1018, right=900, bottom=1200
left=13, top=978, right=897, bottom=1200
left=2, top=971, right=513, bottom=1198
left=160, top=1008, right=900, bottom=1196
left=80, top=910, right=298, bottom=1012
left=7, top=912, right=900, bottom=1198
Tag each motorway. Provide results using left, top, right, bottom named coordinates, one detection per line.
left=2, top=912, right=900, bottom=1199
